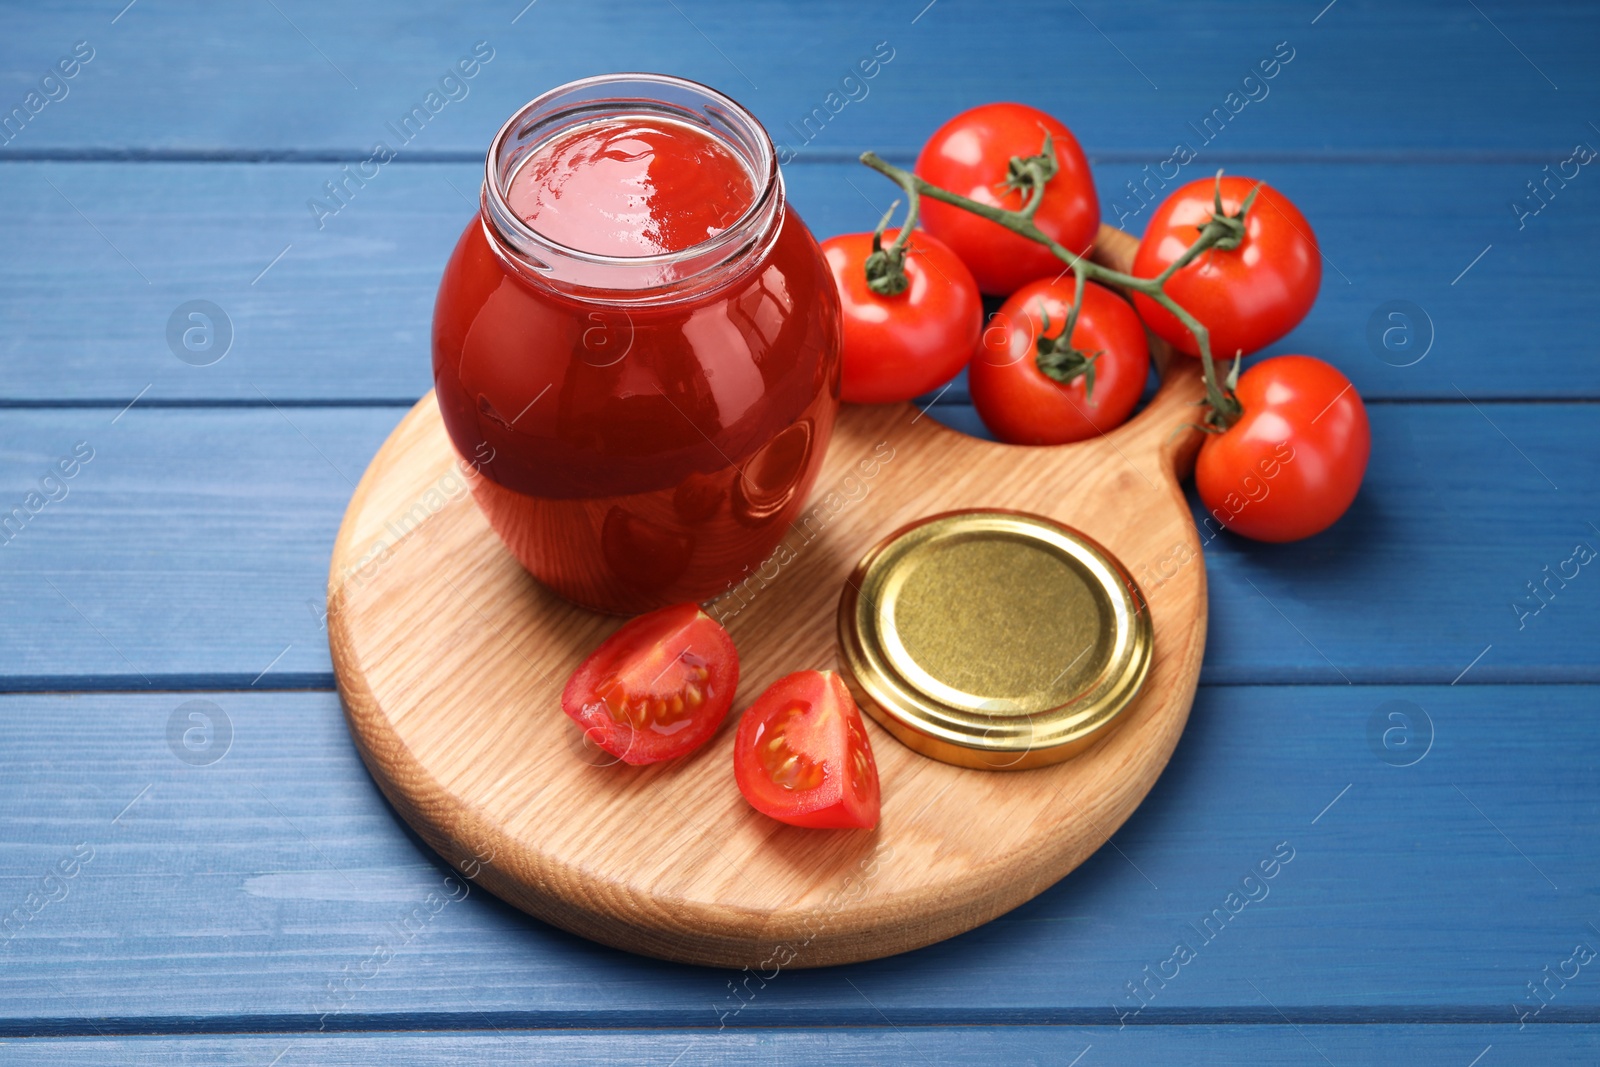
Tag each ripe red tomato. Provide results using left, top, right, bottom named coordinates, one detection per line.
left=1196, top=355, right=1369, bottom=542
left=561, top=603, right=739, bottom=764
left=969, top=278, right=1150, bottom=445
left=915, top=103, right=1099, bottom=297
left=821, top=228, right=982, bottom=404
left=733, top=670, right=880, bottom=830
left=1131, top=176, right=1320, bottom=359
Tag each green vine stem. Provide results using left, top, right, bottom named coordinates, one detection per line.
left=859, top=150, right=1250, bottom=429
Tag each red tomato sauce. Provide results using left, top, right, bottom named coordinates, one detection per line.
left=505, top=117, right=756, bottom=257
left=433, top=110, right=840, bottom=615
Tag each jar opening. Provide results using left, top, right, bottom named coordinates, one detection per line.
left=482, top=73, right=783, bottom=300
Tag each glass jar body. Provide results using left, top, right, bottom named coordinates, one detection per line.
left=432, top=204, right=840, bottom=615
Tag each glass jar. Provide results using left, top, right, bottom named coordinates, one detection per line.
left=433, top=74, right=841, bottom=615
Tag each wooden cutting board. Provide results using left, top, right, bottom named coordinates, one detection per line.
left=328, top=225, right=1207, bottom=969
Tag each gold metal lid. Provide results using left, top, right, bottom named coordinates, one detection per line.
left=836, top=510, right=1152, bottom=770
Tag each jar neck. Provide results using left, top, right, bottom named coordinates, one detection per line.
left=479, top=73, right=784, bottom=305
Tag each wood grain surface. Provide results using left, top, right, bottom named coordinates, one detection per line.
left=326, top=227, right=1209, bottom=967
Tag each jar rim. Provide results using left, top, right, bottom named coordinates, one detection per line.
left=481, top=72, right=782, bottom=288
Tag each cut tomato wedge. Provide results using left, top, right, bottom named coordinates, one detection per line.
left=734, top=670, right=881, bottom=829
left=561, top=603, right=739, bottom=765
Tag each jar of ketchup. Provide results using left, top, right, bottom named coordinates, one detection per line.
left=433, top=74, right=841, bottom=615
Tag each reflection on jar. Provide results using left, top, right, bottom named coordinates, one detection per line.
left=601, top=506, right=695, bottom=594
left=733, top=418, right=814, bottom=526
left=673, top=470, right=727, bottom=524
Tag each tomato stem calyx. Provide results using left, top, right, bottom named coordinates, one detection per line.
left=1203, top=169, right=1260, bottom=254
left=1005, top=130, right=1060, bottom=219
left=1036, top=342, right=1101, bottom=398
left=1197, top=355, right=1245, bottom=431
left=865, top=198, right=911, bottom=296
left=1033, top=298, right=1101, bottom=400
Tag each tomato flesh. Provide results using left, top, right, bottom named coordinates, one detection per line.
left=970, top=278, right=1150, bottom=444
left=561, top=603, right=739, bottom=764
left=1196, top=355, right=1370, bottom=542
left=734, top=671, right=880, bottom=829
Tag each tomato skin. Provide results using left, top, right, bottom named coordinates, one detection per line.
left=821, top=228, right=982, bottom=404
left=734, top=670, right=880, bottom=830
left=914, top=103, right=1099, bottom=297
left=1131, top=176, right=1320, bottom=359
left=1196, top=356, right=1369, bottom=542
left=969, top=279, right=1150, bottom=445
left=561, top=603, right=739, bottom=765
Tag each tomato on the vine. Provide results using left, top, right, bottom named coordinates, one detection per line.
left=969, top=278, right=1150, bottom=445
left=1131, top=176, right=1320, bottom=360
left=915, top=103, right=1099, bottom=297
left=821, top=228, right=982, bottom=404
left=733, top=670, right=880, bottom=830
left=1197, top=355, right=1368, bottom=542
left=561, top=603, right=739, bottom=764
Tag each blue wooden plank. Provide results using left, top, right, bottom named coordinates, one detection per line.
left=932, top=400, right=1600, bottom=685
left=0, top=161, right=1595, bottom=403
left=0, top=403, right=1593, bottom=687
left=0, top=0, right=1589, bottom=1052
left=0, top=407, right=377, bottom=688
left=0, top=685, right=1595, bottom=1027
left=0, top=1026, right=1595, bottom=1065
left=0, top=1, right=1592, bottom=156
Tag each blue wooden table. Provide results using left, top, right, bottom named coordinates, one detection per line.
left=2, top=1, right=1597, bottom=1062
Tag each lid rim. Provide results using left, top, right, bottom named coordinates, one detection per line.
left=836, top=509, right=1153, bottom=771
